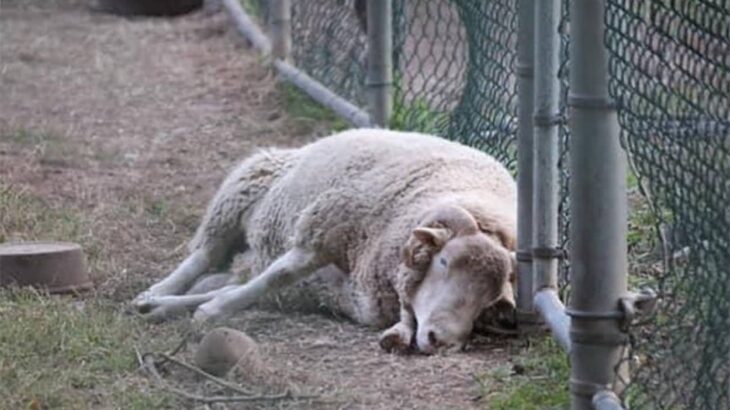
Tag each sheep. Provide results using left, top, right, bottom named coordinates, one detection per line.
left=133, top=128, right=517, bottom=354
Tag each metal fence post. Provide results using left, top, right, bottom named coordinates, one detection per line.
left=516, top=0, right=536, bottom=325
left=532, top=0, right=571, bottom=352
left=366, top=0, right=393, bottom=128
left=568, top=0, right=628, bottom=409
left=270, top=0, right=291, bottom=61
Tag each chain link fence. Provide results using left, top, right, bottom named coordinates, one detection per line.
left=243, top=0, right=518, bottom=167
left=604, top=1, right=730, bottom=408
left=391, top=0, right=518, bottom=168
left=289, top=1, right=368, bottom=106
left=230, top=1, right=729, bottom=408
left=558, top=0, right=572, bottom=297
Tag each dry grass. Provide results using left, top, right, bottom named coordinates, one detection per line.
left=0, top=1, right=569, bottom=408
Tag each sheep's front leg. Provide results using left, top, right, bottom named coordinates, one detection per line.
left=379, top=307, right=416, bottom=353
left=193, top=247, right=325, bottom=323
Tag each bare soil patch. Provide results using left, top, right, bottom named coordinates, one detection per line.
left=0, top=1, right=517, bottom=408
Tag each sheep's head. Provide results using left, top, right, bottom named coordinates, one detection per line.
left=396, top=205, right=516, bottom=354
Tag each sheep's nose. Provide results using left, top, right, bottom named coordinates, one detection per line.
left=495, top=299, right=517, bottom=329
left=417, top=329, right=441, bottom=354
left=428, top=331, right=438, bottom=346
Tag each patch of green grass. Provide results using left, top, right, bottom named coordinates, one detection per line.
left=0, top=289, right=181, bottom=410
left=627, top=199, right=659, bottom=254
left=278, top=75, right=448, bottom=135
left=0, top=184, right=87, bottom=245
left=390, top=82, right=449, bottom=133
left=1, top=129, right=59, bottom=145
left=146, top=199, right=171, bottom=219
left=240, top=0, right=262, bottom=18
left=115, top=194, right=198, bottom=236
left=626, top=183, right=674, bottom=288
left=477, top=337, right=570, bottom=410
left=626, top=168, right=639, bottom=190
left=278, top=83, right=350, bottom=133
left=390, top=97, right=448, bottom=134
left=1, top=129, right=84, bottom=166
left=0, top=185, right=189, bottom=409
left=2, top=128, right=119, bottom=165
left=0, top=184, right=115, bottom=283
left=92, top=147, right=122, bottom=165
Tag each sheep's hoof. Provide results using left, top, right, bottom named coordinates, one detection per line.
left=127, top=297, right=184, bottom=322
left=131, top=288, right=167, bottom=312
left=379, top=325, right=413, bottom=354
left=131, top=294, right=156, bottom=314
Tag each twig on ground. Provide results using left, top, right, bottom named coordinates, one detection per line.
left=480, top=324, right=520, bottom=336
left=164, top=241, right=188, bottom=259
left=135, top=348, right=319, bottom=404
left=152, top=352, right=257, bottom=396
left=166, top=328, right=194, bottom=357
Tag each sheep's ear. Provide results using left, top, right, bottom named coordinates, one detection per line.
left=412, top=227, right=451, bottom=249
left=402, top=227, right=452, bottom=269
left=477, top=217, right=516, bottom=251
left=509, top=252, right=517, bottom=285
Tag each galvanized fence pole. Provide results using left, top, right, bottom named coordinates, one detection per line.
left=221, top=0, right=271, bottom=54
left=568, top=0, right=628, bottom=409
left=516, top=0, right=537, bottom=325
left=270, top=0, right=291, bottom=61
left=532, top=0, right=570, bottom=351
left=366, top=0, right=393, bottom=128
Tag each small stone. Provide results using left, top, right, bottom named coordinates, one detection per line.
left=194, top=327, right=258, bottom=377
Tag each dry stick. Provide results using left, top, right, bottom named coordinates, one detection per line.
left=165, top=329, right=194, bottom=358
left=137, top=349, right=300, bottom=404
left=137, top=348, right=320, bottom=404
left=152, top=352, right=258, bottom=396
left=480, top=324, right=520, bottom=336
left=138, top=328, right=255, bottom=395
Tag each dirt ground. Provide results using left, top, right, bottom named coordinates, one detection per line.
left=0, top=1, right=521, bottom=408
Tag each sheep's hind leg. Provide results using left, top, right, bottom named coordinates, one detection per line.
left=139, top=273, right=237, bottom=322
left=141, top=284, right=240, bottom=315
left=132, top=248, right=210, bottom=311
left=193, top=247, right=326, bottom=323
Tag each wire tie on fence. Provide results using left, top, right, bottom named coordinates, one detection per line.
left=533, top=112, right=566, bottom=127
left=567, top=94, right=618, bottom=110
left=532, top=246, right=567, bottom=260
left=514, top=62, right=534, bottom=77
left=515, top=250, right=533, bottom=262
left=565, top=308, right=624, bottom=320
left=618, top=288, right=658, bottom=331
left=569, top=379, right=614, bottom=398
left=365, top=80, right=394, bottom=88
left=570, top=329, right=629, bottom=346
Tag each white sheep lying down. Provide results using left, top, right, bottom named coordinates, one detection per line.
left=134, top=129, right=517, bottom=354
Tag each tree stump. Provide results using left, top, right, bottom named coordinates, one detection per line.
left=0, top=242, right=92, bottom=294
left=94, top=0, right=203, bottom=17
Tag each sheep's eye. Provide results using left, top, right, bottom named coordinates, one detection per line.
left=439, top=257, right=448, bottom=267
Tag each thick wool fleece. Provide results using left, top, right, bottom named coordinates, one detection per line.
left=191, top=129, right=516, bottom=328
